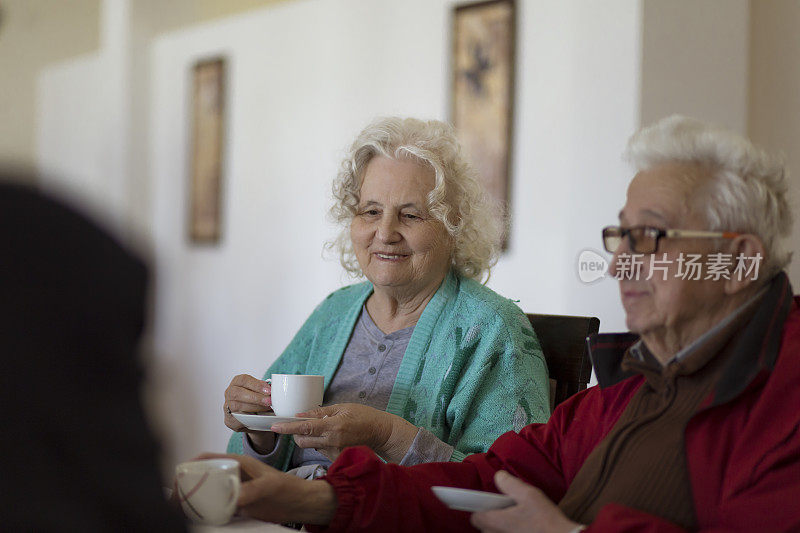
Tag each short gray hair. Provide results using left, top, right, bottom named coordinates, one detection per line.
left=329, top=116, right=504, bottom=281
left=625, top=115, right=793, bottom=278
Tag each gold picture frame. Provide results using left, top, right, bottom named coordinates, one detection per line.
left=451, top=0, right=515, bottom=247
left=188, top=57, right=226, bottom=244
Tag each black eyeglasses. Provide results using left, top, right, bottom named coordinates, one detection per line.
left=602, top=226, right=740, bottom=254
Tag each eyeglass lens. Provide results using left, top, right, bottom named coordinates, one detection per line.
left=603, top=227, right=658, bottom=254
left=603, top=232, right=622, bottom=253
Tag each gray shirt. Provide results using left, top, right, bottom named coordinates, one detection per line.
left=243, top=305, right=455, bottom=472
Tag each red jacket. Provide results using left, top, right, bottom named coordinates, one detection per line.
left=313, top=274, right=800, bottom=532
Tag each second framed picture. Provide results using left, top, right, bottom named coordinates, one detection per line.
left=188, top=57, right=226, bottom=244
left=451, top=0, right=515, bottom=247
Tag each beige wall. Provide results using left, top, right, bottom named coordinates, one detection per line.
left=0, top=0, right=100, bottom=169
left=641, top=0, right=749, bottom=132
left=749, top=0, right=800, bottom=287
left=0, top=0, right=289, bottom=171
left=136, top=0, right=293, bottom=34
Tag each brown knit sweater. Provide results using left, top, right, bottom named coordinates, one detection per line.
left=558, top=300, right=759, bottom=528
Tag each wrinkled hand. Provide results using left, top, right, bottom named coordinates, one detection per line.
left=223, top=374, right=271, bottom=432
left=471, top=471, right=582, bottom=533
left=271, top=403, right=419, bottom=462
left=195, top=453, right=337, bottom=525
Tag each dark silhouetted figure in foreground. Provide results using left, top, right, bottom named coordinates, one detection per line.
left=0, top=175, right=186, bottom=531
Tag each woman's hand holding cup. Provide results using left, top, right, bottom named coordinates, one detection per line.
left=223, top=374, right=275, bottom=452
left=224, top=374, right=272, bottom=425
left=225, top=373, right=327, bottom=454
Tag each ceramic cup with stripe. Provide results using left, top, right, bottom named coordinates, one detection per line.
left=175, top=458, right=240, bottom=525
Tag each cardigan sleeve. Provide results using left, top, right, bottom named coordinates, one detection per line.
left=444, top=311, right=550, bottom=461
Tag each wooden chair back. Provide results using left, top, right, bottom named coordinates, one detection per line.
left=526, top=313, right=600, bottom=409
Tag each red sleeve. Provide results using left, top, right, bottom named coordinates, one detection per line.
left=307, top=446, right=480, bottom=532
left=505, top=380, right=639, bottom=501
left=307, top=383, right=636, bottom=532
left=308, top=425, right=570, bottom=533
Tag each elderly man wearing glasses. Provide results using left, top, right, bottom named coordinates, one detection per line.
left=204, top=115, right=800, bottom=532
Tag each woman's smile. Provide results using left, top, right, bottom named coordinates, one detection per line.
left=373, top=251, right=410, bottom=261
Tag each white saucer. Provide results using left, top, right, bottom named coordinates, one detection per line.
left=431, top=486, right=514, bottom=512
left=231, top=412, right=313, bottom=431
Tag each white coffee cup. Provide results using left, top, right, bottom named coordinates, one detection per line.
left=175, top=458, right=240, bottom=526
left=268, top=374, right=324, bottom=417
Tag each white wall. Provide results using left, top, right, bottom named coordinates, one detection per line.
left=490, top=0, right=639, bottom=330
left=37, top=0, right=132, bottom=237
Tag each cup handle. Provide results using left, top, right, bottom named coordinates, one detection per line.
left=264, top=378, right=272, bottom=409
left=227, top=476, right=241, bottom=508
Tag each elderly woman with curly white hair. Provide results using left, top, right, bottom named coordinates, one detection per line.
left=222, top=117, right=550, bottom=477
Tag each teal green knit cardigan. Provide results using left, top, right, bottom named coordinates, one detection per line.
left=227, top=271, right=549, bottom=468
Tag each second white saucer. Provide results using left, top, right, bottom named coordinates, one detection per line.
left=231, top=412, right=313, bottom=431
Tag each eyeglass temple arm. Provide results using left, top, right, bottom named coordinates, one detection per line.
left=664, top=229, right=740, bottom=239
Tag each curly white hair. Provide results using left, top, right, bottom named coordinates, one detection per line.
left=329, top=116, right=504, bottom=282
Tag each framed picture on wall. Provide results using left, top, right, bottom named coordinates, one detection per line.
left=451, top=0, right=515, bottom=248
left=188, top=57, right=226, bottom=244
